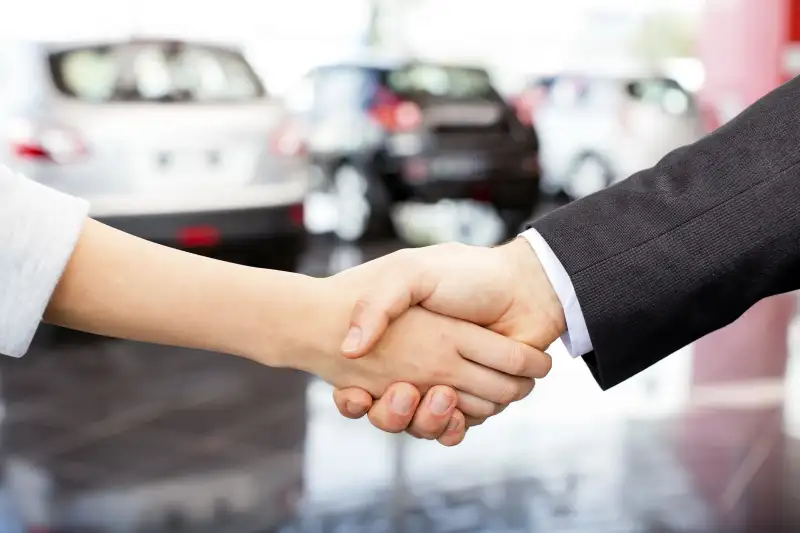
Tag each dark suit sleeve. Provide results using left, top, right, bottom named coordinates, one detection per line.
left=531, top=76, right=800, bottom=390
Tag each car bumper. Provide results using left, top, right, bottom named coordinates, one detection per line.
left=384, top=153, right=541, bottom=209
left=90, top=181, right=308, bottom=245
left=404, top=175, right=540, bottom=210
left=97, top=204, right=305, bottom=245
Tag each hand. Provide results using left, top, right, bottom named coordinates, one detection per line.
left=331, top=238, right=566, bottom=444
left=308, top=305, right=548, bottom=422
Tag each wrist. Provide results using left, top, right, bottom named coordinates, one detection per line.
left=233, top=271, right=337, bottom=371
left=242, top=271, right=354, bottom=378
left=502, top=237, right=567, bottom=338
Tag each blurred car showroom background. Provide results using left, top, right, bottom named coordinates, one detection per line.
left=0, top=0, right=799, bottom=532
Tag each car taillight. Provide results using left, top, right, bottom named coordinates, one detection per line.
left=369, top=88, right=422, bottom=132
left=270, top=119, right=307, bottom=157
left=8, top=120, right=87, bottom=164
left=289, top=203, right=304, bottom=226
left=178, top=226, right=221, bottom=248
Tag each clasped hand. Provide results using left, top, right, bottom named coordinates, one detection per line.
left=322, top=238, right=566, bottom=446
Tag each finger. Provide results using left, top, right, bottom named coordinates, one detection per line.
left=340, top=253, right=432, bottom=359
left=463, top=400, right=506, bottom=429
left=366, top=383, right=422, bottom=434
left=450, top=361, right=534, bottom=406
left=333, top=388, right=373, bottom=419
left=465, top=415, right=487, bottom=428
left=437, top=410, right=468, bottom=447
left=455, top=390, right=501, bottom=420
left=459, top=336, right=553, bottom=379
left=406, top=385, right=458, bottom=440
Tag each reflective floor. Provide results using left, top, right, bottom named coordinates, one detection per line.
left=1, top=230, right=799, bottom=532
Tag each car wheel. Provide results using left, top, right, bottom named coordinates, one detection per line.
left=565, top=155, right=614, bottom=200
left=332, top=164, right=391, bottom=242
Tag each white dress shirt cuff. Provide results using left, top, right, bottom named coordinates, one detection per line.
left=519, top=228, right=593, bottom=357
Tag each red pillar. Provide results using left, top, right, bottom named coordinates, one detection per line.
left=692, top=0, right=798, bottom=386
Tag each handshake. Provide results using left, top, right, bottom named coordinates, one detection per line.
left=295, top=237, right=567, bottom=447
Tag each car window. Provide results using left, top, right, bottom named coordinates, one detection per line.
left=627, top=78, right=692, bottom=114
left=385, top=64, right=499, bottom=101
left=48, top=42, right=266, bottom=103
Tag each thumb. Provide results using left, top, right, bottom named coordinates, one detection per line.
left=340, top=259, right=435, bottom=359
left=339, top=297, right=408, bottom=359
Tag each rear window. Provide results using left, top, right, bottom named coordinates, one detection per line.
left=385, top=65, right=499, bottom=100
left=49, top=42, right=266, bottom=103
left=627, top=78, right=693, bottom=114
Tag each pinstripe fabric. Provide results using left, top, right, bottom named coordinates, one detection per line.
left=531, top=76, right=800, bottom=390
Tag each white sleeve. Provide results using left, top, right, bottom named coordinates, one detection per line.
left=0, top=168, right=89, bottom=357
left=519, top=228, right=594, bottom=357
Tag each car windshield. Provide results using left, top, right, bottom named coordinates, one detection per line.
left=385, top=64, right=499, bottom=100
left=49, top=42, right=266, bottom=103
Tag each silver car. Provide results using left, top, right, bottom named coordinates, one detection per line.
left=0, top=39, right=309, bottom=268
left=534, top=74, right=704, bottom=200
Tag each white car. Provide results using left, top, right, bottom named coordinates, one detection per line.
left=0, top=39, right=309, bottom=268
left=534, top=74, right=704, bottom=199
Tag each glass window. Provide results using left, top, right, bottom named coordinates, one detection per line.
left=627, top=78, right=692, bottom=114
left=48, top=42, right=266, bottom=103
left=385, top=64, right=499, bottom=100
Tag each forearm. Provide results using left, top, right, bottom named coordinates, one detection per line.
left=45, top=219, right=328, bottom=369
left=533, top=76, right=800, bottom=388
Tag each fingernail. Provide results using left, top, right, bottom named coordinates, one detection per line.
left=340, top=327, right=363, bottom=353
left=391, top=391, right=414, bottom=415
left=430, top=392, right=453, bottom=415
left=345, top=402, right=363, bottom=416
left=446, top=417, right=461, bottom=434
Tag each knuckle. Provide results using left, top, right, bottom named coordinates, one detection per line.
left=476, top=402, right=497, bottom=419
left=498, top=381, right=518, bottom=405
left=507, top=343, right=529, bottom=376
left=469, top=399, right=497, bottom=418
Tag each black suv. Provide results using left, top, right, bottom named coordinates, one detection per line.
left=293, top=59, right=541, bottom=241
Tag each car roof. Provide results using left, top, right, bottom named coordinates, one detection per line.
left=313, top=55, right=489, bottom=73
left=39, top=37, right=243, bottom=53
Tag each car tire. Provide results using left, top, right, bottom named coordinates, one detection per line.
left=331, top=164, right=393, bottom=242
left=564, top=154, right=615, bottom=200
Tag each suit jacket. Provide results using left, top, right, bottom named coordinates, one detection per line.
left=531, top=76, right=800, bottom=390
